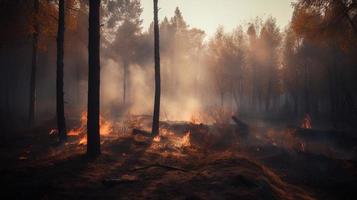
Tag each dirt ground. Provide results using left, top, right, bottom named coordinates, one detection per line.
left=0, top=119, right=356, bottom=200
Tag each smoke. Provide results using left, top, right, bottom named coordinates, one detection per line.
left=100, top=54, right=210, bottom=122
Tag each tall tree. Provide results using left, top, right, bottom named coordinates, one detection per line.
left=29, top=0, right=39, bottom=125
left=152, top=0, right=161, bottom=135
left=57, top=0, right=67, bottom=141
left=259, top=17, right=282, bottom=111
left=87, top=0, right=101, bottom=156
left=102, top=0, right=143, bottom=105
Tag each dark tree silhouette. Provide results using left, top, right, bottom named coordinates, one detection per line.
left=29, top=0, right=39, bottom=125
left=152, top=0, right=161, bottom=135
left=57, top=0, right=67, bottom=141
left=87, top=0, right=101, bottom=156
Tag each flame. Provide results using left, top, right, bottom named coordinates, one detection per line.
left=153, top=135, right=161, bottom=142
left=150, top=129, right=191, bottom=151
left=301, top=114, right=312, bottom=129
left=172, top=131, right=191, bottom=148
left=181, top=131, right=191, bottom=147
left=78, top=136, right=87, bottom=145
left=190, top=112, right=201, bottom=125
left=68, top=111, right=113, bottom=145
left=68, top=112, right=87, bottom=136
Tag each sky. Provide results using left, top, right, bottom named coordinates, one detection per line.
left=141, top=0, right=295, bottom=38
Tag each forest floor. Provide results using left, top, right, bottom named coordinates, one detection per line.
left=0, top=117, right=356, bottom=200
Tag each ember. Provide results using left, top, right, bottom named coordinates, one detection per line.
left=301, top=113, right=312, bottom=129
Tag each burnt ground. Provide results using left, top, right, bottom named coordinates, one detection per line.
left=0, top=119, right=356, bottom=200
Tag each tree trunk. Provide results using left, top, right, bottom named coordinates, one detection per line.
left=328, top=52, right=337, bottom=128
left=304, top=62, right=310, bottom=115
left=293, top=94, right=298, bottom=118
left=75, top=64, right=81, bottom=104
left=123, top=60, right=128, bottom=105
left=265, top=79, right=272, bottom=112
left=87, top=0, right=101, bottom=157
left=152, top=0, right=161, bottom=135
left=57, top=0, right=67, bottom=141
left=29, top=0, right=39, bottom=125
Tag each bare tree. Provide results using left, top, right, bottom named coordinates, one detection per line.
left=87, top=0, right=101, bottom=157
left=29, top=0, right=39, bottom=125
left=152, top=0, right=161, bottom=135
left=57, top=0, right=67, bottom=141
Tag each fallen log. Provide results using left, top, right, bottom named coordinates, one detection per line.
left=132, top=128, right=151, bottom=136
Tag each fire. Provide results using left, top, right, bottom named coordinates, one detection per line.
left=173, top=131, right=191, bottom=148
left=181, top=131, right=191, bottom=147
left=68, top=111, right=113, bottom=145
left=190, top=112, right=201, bottom=125
left=150, top=129, right=191, bottom=150
left=153, top=135, right=161, bottom=142
left=79, top=136, right=87, bottom=145
left=68, top=112, right=87, bottom=136
left=301, top=113, right=312, bottom=129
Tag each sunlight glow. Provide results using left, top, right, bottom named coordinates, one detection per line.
left=141, top=0, right=295, bottom=37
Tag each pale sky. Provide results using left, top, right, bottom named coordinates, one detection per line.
left=141, top=0, right=295, bottom=37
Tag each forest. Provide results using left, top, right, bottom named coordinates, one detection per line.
left=0, top=0, right=356, bottom=199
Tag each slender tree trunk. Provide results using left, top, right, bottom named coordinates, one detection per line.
left=75, top=64, right=81, bottom=104
left=152, top=0, right=161, bottom=135
left=304, top=62, right=310, bottom=115
left=293, top=94, right=298, bottom=117
left=294, top=69, right=299, bottom=118
left=123, top=60, right=128, bottom=105
left=29, top=0, right=39, bottom=125
left=87, top=0, right=101, bottom=157
left=57, top=0, right=67, bottom=141
left=265, top=78, right=272, bottom=112
left=328, top=52, right=337, bottom=128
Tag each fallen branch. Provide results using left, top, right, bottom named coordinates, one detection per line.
left=130, top=163, right=189, bottom=172
left=102, top=178, right=137, bottom=187
left=132, top=128, right=151, bottom=136
left=102, top=174, right=138, bottom=187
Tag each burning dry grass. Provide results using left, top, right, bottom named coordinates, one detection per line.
left=65, top=112, right=114, bottom=145
left=4, top=115, right=356, bottom=199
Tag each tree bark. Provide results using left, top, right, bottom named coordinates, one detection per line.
left=57, top=0, right=67, bottom=141
left=87, top=0, right=101, bottom=157
left=152, top=0, right=161, bottom=135
left=29, top=0, right=39, bottom=125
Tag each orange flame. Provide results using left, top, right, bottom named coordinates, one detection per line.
left=181, top=131, right=191, bottom=147
left=153, top=135, right=161, bottom=142
left=173, top=131, right=191, bottom=148
left=68, top=112, right=113, bottom=145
